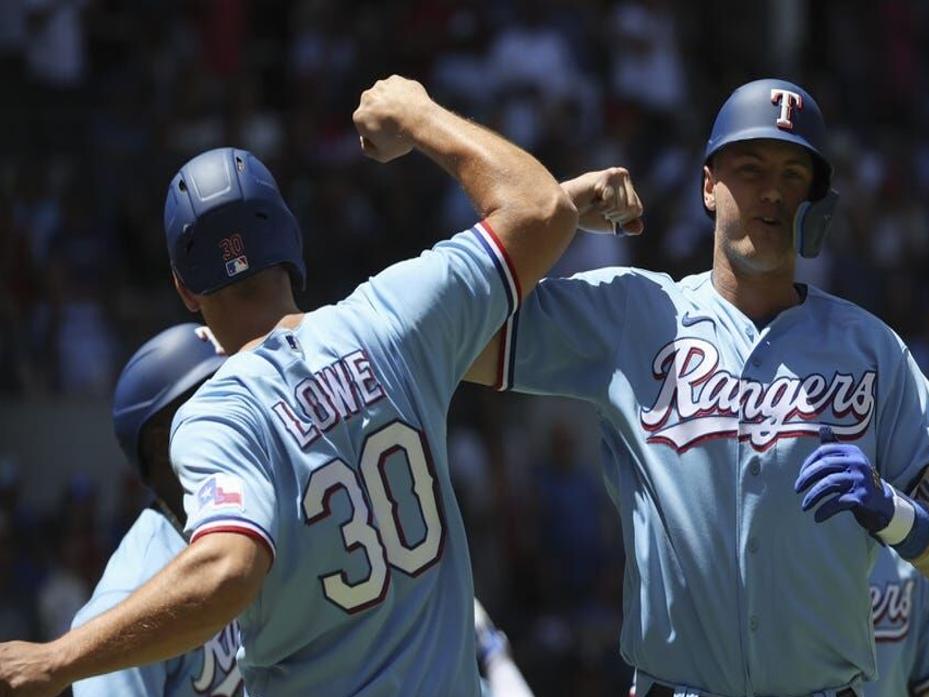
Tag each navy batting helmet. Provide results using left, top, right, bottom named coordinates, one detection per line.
left=164, top=147, right=307, bottom=295
left=704, top=78, right=839, bottom=258
left=112, top=323, right=226, bottom=477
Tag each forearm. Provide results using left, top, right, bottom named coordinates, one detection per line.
left=50, top=533, right=267, bottom=685
left=407, top=102, right=566, bottom=220
left=407, top=102, right=577, bottom=292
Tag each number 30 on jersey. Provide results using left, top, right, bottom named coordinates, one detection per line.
left=302, top=420, right=444, bottom=612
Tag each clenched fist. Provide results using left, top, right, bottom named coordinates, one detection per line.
left=0, top=640, right=65, bottom=697
left=353, top=76, right=434, bottom=163
left=561, top=167, right=644, bottom=235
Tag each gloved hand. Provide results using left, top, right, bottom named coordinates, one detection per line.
left=474, top=598, right=510, bottom=671
left=794, top=433, right=894, bottom=532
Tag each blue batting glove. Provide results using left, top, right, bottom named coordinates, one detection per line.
left=474, top=599, right=510, bottom=670
left=794, top=428, right=895, bottom=532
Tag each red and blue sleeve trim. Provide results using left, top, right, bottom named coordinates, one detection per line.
left=495, top=310, right=519, bottom=392
left=190, top=516, right=276, bottom=562
left=471, top=220, right=521, bottom=391
left=471, top=221, right=521, bottom=316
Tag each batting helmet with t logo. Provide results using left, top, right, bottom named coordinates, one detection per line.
left=703, top=79, right=838, bottom=258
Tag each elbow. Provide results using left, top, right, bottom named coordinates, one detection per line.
left=211, top=555, right=265, bottom=609
left=532, top=186, right=578, bottom=237
left=554, top=187, right=579, bottom=233
left=188, top=533, right=270, bottom=612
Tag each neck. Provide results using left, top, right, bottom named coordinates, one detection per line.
left=712, top=248, right=799, bottom=321
left=203, top=297, right=300, bottom=354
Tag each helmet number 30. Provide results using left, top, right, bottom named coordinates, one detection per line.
left=302, top=420, right=444, bottom=612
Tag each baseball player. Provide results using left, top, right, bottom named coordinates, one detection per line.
left=72, top=324, right=527, bottom=697
left=866, top=546, right=929, bottom=697
left=70, top=323, right=242, bottom=696
left=0, top=76, right=642, bottom=696
left=466, top=78, right=929, bottom=696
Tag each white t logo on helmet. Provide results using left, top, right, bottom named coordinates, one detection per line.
left=770, top=88, right=803, bottom=130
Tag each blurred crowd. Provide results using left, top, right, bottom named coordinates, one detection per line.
left=2, top=1, right=928, bottom=694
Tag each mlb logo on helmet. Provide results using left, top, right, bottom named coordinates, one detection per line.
left=225, top=255, right=249, bottom=277
left=219, top=233, right=249, bottom=278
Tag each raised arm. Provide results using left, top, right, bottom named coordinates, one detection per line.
left=353, top=75, right=578, bottom=296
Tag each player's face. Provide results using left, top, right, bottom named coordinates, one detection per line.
left=705, top=140, right=814, bottom=274
left=139, top=403, right=185, bottom=519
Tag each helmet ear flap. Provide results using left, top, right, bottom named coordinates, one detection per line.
left=794, top=190, right=838, bottom=258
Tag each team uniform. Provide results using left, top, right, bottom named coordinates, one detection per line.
left=865, top=547, right=929, bottom=697
left=495, top=267, right=929, bottom=696
left=71, top=509, right=243, bottom=696
left=170, top=224, right=519, bottom=697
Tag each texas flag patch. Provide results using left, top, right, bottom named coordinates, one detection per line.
left=196, top=474, right=246, bottom=513
left=225, top=255, right=249, bottom=277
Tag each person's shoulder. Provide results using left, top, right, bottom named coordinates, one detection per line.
left=540, top=265, right=678, bottom=293
left=805, top=285, right=907, bottom=350
left=111, top=508, right=185, bottom=571
left=175, top=353, right=270, bottom=422
left=72, top=510, right=184, bottom=628
left=677, top=270, right=713, bottom=292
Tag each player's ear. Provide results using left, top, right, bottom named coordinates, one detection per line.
left=173, top=271, right=200, bottom=313
left=703, top=165, right=716, bottom=212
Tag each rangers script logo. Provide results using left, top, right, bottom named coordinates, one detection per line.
left=193, top=622, right=243, bottom=696
left=640, top=338, right=876, bottom=452
left=871, top=579, right=914, bottom=642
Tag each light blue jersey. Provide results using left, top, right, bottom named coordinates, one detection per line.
left=170, top=225, right=519, bottom=697
left=865, top=547, right=929, bottom=697
left=498, top=268, right=929, bottom=697
left=71, top=509, right=243, bottom=696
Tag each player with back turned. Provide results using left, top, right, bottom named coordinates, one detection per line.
left=0, top=76, right=643, bottom=697
left=467, top=78, right=929, bottom=696
left=73, top=322, right=536, bottom=697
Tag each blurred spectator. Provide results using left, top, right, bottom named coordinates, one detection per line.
left=37, top=527, right=90, bottom=641
left=24, top=0, right=88, bottom=88
left=37, top=473, right=103, bottom=640
left=0, top=512, right=35, bottom=642
left=487, top=2, right=580, bottom=102
left=608, top=1, right=686, bottom=116
left=46, top=182, right=120, bottom=395
left=0, top=455, right=44, bottom=601
left=534, top=423, right=607, bottom=604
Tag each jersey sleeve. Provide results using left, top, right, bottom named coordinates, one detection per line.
left=875, top=345, right=929, bottom=494
left=350, top=222, right=519, bottom=390
left=171, top=381, right=278, bottom=560
left=71, top=593, right=174, bottom=697
left=498, top=267, right=633, bottom=400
